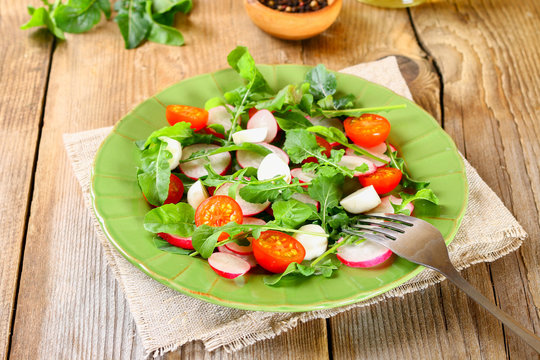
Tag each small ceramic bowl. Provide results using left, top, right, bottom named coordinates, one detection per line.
left=244, top=0, right=343, bottom=40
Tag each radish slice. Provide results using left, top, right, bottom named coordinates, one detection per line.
left=187, top=180, right=208, bottom=210
left=158, top=233, right=193, bottom=250
left=367, top=195, right=414, bottom=214
left=232, top=128, right=268, bottom=145
left=225, top=239, right=253, bottom=255
left=257, top=153, right=291, bottom=183
left=237, top=143, right=289, bottom=169
left=293, top=224, right=327, bottom=260
left=337, top=240, right=393, bottom=268
left=214, top=183, right=270, bottom=216
left=159, top=136, right=182, bottom=170
left=218, top=246, right=258, bottom=268
left=345, top=148, right=391, bottom=168
left=247, top=109, right=278, bottom=143
left=307, top=115, right=344, bottom=132
left=340, top=185, right=381, bottom=214
left=207, top=105, right=233, bottom=132
left=208, top=252, right=251, bottom=279
left=242, top=217, right=267, bottom=225
left=290, top=168, right=316, bottom=184
left=338, top=155, right=376, bottom=176
left=179, top=144, right=231, bottom=180
left=291, top=192, right=319, bottom=210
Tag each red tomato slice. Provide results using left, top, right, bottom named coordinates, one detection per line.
left=195, top=195, right=243, bottom=227
left=164, top=174, right=184, bottom=204
left=303, top=136, right=333, bottom=164
left=358, top=167, right=402, bottom=195
left=166, top=105, right=208, bottom=131
left=252, top=230, right=305, bottom=273
left=344, top=114, right=391, bottom=148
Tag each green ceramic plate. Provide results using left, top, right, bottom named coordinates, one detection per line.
left=91, top=65, right=468, bottom=312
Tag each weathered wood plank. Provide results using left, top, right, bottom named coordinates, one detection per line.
left=0, top=0, right=53, bottom=358
left=9, top=1, right=328, bottom=359
left=411, top=0, right=540, bottom=358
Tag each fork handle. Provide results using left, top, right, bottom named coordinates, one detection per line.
left=439, top=265, right=540, bottom=353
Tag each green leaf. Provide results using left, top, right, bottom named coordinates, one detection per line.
left=333, top=94, right=355, bottom=109
left=180, top=142, right=270, bottom=163
left=255, top=84, right=301, bottom=112
left=21, top=6, right=66, bottom=39
left=305, top=64, right=336, bottom=100
left=319, top=104, right=406, bottom=118
left=272, top=199, right=316, bottom=229
left=54, top=0, right=102, bottom=34
left=391, top=189, right=439, bottom=215
left=388, top=150, right=430, bottom=190
left=308, top=173, right=344, bottom=232
left=152, top=0, right=192, bottom=14
left=115, top=0, right=151, bottom=49
left=227, top=46, right=270, bottom=92
left=153, top=237, right=193, bottom=254
left=204, top=97, right=226, bottom=110
left=274, top=111, right=312, bottom=131
left=140, top=122, right=193, bottom=149
left=144, top=203, right=196, bottom=237
left=239, top=179, right=302, bottom=204
left=137, top=141, right=171, bottom=206
left=306, top=125, right=348, bottom=144
left=145, top=1, right=184, bottom=46
left=97, top=0, right=111, bottom=18
left=191, top=225, right=222, bottom=258
left=264, top=257, right=340, bottom=286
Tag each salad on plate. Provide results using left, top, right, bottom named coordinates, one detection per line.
left=137, top=47, right=439, bottom=285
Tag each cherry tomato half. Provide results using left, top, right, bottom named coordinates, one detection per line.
left=164, top=174, right=185, bottom=204
left=252, top=230, right=305, bottom=273
left=358, top=167, right=402, bottom=195
left=303, top=136, right=332, bottom=164
left=166, top=105, right=208, bottom=131
left=195, top=195, right=243, bottom=227
left=344, top=113, right=391, bottom=148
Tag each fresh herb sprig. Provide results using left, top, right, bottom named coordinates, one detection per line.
left=21, top=0, right=192, bottom=49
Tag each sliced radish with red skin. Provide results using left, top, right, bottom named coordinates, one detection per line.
left=242, top=217, right=267, bottom=225
left=214, top=183, right=270, bottom=216
left=340, top=185, right=381, bottom=214
left=237, top=143, right=289, bottom=169
left=291, top=193, right=320, bottom=210
left=290, top=168, right=316, bottom=185
left=179, top=144, right=231, bottom=180
left=293, top=224, right=327, bottom=260
left=218, top=246, right=258, bottom=268
left=247, top=109, right=278, bottom=143
left=159, top=136, right=182, bottom=170
left=368, top=195, right=414, bottom=214
left=337, top=240, right=393, bottom=268
left=306, top=115, right=344, bottom=132
left=257, top=153, right=291, bottom=183
left=187, top=180, right=209, bottom=210
left=208, top=252, right=251, bottom=279
left=207, top=105, right=233, bottom=131
left=225, top=239, right=253, bottom=255
left=338, top=155, right=376, bottom=176
left=158, top=233, right=194, bottom=250
left=232, top=128, right=268, bottom=144
left=345, top=148, right=391, bottom=168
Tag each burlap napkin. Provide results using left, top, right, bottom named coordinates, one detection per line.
left=63, top=57, right=527, bottom=358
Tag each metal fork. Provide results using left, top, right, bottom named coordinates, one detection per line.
left=343, top=213, right=540, bottom=353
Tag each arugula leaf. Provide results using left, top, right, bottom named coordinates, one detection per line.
left=239, top=178, right=303, bottom=204
left=97, top=0, right=111, bottom=18
left=152, top=0, right=192, bottom=14
left=227, top=46, right=270, bottom=92
left=54, top=0, right=102, bottom=34
left=308, top=173, right=344, bottom=232
left=254, top=85, right=295, bottom=111
left=137, top=141, right=171, bottom=206
left=200, top=165, right=257, bottom=188
left=264, top=257, right=341, bottom=286
left=272, top=199, right=317, bottom=229
left=153, top=237, right=193, bottom=255
left=391, top=189, right=439, bottom=215
left=274, top=111, right=312, bottom=131
left=115, top=0, right=151, bottom=49
left=319, top=104, right=407, bottom=118
left=387, top=148, right=430, bottom=190
left=191, top=225, right=223, bottom=258
left=180, top=142, right=271, bottom=163
left=21, top=6, right=66, bottom=39
left=139, top=122, right=193, bottom=149
left=145, top=1, right=184, bottom=46
left=305, top=64, right=336, bottom=100
left=144, top=203, right=196, bottom=237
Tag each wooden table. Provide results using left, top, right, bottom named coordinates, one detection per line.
left=1, top=0, right=539, bottom=358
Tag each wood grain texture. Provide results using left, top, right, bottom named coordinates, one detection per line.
left=411, top=0, right=540, bottom=358
left=8, top=1, right=328, bottom=359
left=0, top=1, right=53, bottom=358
